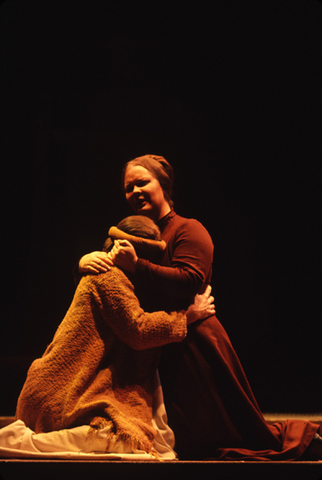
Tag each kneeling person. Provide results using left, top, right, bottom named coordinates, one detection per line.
left=11, top=216, right=214, bottom=459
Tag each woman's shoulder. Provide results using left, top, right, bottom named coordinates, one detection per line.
left=172, top=211, right=211, bottom=234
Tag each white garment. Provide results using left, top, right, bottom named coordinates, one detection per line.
left=0, top=420, right=154, bottom=460
left=151, top=370, right=176, bottom=459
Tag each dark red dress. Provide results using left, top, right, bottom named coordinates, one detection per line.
left=136, top=210, right=319, bottom=460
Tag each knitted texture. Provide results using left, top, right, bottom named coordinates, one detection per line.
left=15, top=267, right=187, bottom=453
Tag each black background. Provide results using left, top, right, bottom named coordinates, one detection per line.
left=1, top=0, right=322, bottom=415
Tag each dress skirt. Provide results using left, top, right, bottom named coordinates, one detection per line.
left=159, top=314, right=319, bottom=460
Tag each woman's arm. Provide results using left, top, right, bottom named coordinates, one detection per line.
left=113, top=219, right=214, bottom=299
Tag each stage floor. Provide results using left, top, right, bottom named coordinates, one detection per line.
left=1, top=415, right=322, bottom=480
left=1, top=458, right=322, bottom=480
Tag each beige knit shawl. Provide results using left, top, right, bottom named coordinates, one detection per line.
left=15, top=267, right=187, bottom=454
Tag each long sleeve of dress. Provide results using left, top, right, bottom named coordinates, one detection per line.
left=90, top=267, right=187, bottom=350
left=135, top=214, right=214, bottom=301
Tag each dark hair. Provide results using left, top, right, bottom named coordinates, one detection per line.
left=116, top=215, right=161, bottom=241
left=122, top=154, right=174, bottom=207
left=102, top=215, right=162, bottom=257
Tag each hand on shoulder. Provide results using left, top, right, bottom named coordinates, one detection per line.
left=78, top=251, right=113, bottom=274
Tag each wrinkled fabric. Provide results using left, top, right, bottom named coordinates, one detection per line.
left=136, top=210, right=320, bottom=460
left=0, top=420, right=157, bottom=460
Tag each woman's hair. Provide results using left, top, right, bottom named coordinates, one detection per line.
left=122, top=154, right=174, bottom=207
left=103, top=215, right=164, bottom=260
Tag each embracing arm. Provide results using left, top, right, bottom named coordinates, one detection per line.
left=113, top=218, right=214, bottom=300
left=91, top=269, right=187, bottom=350
left=90, top=269, right=214, bottom=350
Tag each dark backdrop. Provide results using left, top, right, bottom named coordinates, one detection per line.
left=1, top=0, right=322, bottom=415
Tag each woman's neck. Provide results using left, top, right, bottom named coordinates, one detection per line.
left=156, top=204, right=171, bottom=222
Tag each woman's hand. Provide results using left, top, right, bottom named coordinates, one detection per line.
left=186, top=285, right=216, bottom=325
left=78, top=251, right=114, bottom=274
left=111, top=239, right=138, bottom=274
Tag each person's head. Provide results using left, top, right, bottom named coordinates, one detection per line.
left=122, top=154, right=174, bottom=222
left=103, top=215, right=166, bottom=261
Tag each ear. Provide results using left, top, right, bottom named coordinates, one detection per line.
left=102, top=237, right=113, bottom=252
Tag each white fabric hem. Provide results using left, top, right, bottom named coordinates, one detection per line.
left=0, top=420, right=159, bottom=460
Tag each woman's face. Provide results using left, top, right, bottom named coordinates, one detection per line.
left=124, top=165, right=170, bottom=221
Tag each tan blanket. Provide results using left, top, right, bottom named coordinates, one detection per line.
left=15, top=267, right=187, bottom=454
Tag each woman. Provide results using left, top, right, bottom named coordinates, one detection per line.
left=3, top=215, right=215, bottom=460
left=79, top=154, right=322, bottom=460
